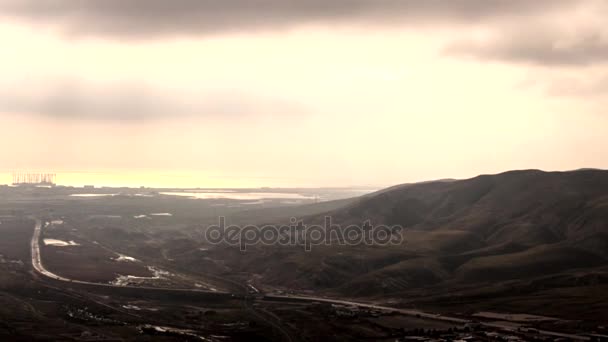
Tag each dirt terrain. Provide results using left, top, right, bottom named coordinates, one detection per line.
left=0, top=172, right=607, bottom=340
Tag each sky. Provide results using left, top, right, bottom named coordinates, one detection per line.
left=0, top=0, right=607, bottom=188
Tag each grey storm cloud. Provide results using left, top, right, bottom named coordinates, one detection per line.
left=0, top=0, right=572, bottom=38
left=445, top=29, right=608, bottom=66
left=0, top=80, right=307, bottom=121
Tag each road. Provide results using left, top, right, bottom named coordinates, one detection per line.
left=263, top=296, right=590, bottom=340
left=31, top=218, right=74, bottom=282
left=30, top=217, right=299, bottom=341
left=30, top=218, right=589, bottom=341
left=264, top=294, right=469, bottom=323
left=30, top=217, right=232, bottom=294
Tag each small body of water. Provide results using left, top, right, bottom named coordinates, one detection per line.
left=70, top=194, right=116, bottom=197
left=115, top=253, right=138, bottom=262
left=111, top=266, right=172, bottom=286
left=66, top=188, right=377, bottom=204
left=160, top=192, right=314, bottom=200
left=150, top=213, right=173, bottom=216
left=44, top=239, right=80, bottom=247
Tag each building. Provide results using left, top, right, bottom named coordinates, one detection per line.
left=12, top=173, right=56, bottom=186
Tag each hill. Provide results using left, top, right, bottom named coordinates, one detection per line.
left=206, top=169, right=608, bottom=319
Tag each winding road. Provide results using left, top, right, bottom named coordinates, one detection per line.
left=31, top=218, right=73, bottom=282
left=29, top=217, right=590, bottom=341
left=30, top=217, right=233, bottom=292
left=29, top=217, right=298, bottom=341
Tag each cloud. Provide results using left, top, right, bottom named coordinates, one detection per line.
left=445, top=28, right=608, bottom=66
left=6, top=0, right=601, bottom=68
left=0, top=0, right=572, bottom=39
left=443, top=1, right=608, bottom=66
left=0, top=79, right=307, bottom=121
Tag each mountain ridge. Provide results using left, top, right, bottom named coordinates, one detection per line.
left=226, top=169, right=608, bottom=303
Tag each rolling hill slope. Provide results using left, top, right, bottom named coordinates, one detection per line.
left=214, top=169, right=608, bottom=304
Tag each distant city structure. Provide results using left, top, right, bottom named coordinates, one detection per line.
left=12, top=173, right=56, bottom=186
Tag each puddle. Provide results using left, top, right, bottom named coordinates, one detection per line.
left=114, top=253, right=138, bottom=262
left=195, top=283, right=218, bottom=292
left=139, top=325, right=213, bottom=341
left=110, top=266, right=173, bottom=286
left=111, top=275, right=155, bottom=286
left=43, top=239, right=80, bottom=247
left=122, top=305, right=141, bottom=310
left=123, top=305, right=159, bottom=311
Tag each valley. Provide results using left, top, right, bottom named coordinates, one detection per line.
left=0, top=170, right=607, bottom=340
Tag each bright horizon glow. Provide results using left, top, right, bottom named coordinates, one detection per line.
left=0, top=167, right=604, bottom=189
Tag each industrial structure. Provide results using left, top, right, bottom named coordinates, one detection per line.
left=12, top=173, right=56, bottom=186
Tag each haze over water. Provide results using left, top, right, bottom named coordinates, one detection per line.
left=0, top=171, right=380, bottom=189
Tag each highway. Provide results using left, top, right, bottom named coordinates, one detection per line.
left=30, top=217, right=590, bottom=341
left=31, top=218, right=73, bottom=282
left=265, top=294, right=469, bottom=323
left=30, top=217, right=299, bottom=341
left=30, top=217, right=232, bottom=294
left=263, top=296, right=590, bottom=340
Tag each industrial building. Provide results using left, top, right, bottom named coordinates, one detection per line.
left=12, top=173, right=56, bottom=186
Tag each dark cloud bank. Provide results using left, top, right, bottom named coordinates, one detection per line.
left=2, top=0, right=605, bottom=66
left=0, top=0, right=569, bottom=37
left=0, top=80, right=307, bottom=121
left=445, top=28, right=608, bottom=66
